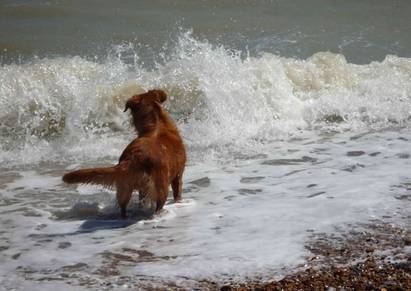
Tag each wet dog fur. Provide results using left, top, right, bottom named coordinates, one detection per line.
left=63, top=90, right=186, bottom=218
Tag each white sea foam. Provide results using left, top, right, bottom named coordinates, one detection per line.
left=4, top=171, right=61, bottom=191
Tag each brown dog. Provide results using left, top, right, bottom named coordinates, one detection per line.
left=63, top=90, right=186, bottom=218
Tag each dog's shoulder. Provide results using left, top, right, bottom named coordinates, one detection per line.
left=119, top=138, right=150, bottom=162
left=118, top=137, right=162, bottom=170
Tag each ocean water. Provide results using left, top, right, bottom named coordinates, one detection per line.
left=1, top=1, right=411, bottom=289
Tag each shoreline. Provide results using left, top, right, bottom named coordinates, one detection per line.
left=220, top=220, right=411, bottom=291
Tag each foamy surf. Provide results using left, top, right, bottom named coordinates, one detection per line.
left=1, top=129, right=410, bottom=289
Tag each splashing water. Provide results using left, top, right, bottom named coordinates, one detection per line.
left=1, top=32, right=411, bottom=164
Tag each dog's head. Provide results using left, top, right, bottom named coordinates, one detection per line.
left=124, top=89, right=167, bottom=114
left=124, top=90, right=168, bottom=134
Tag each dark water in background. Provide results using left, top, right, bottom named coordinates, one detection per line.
left=1, top=0, right=411, bottom=65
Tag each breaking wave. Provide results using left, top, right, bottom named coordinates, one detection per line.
left=1, top=32, right=411, bottom=164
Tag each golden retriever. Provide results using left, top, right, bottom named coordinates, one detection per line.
left=63, top=89, right=186, bottom=218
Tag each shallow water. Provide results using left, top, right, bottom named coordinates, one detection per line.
left=1, top=1, right=411, bottom=289
left=1, top=129, right=410, bottom=289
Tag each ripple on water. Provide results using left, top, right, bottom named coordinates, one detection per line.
left=261, top=156, right=317, bottom=166
left=58, top=242, right=72, bottom=249
left=396, top=153, right=410, bottom=159
left=238, top=188, right=263, bottom=195
left=240, top=176, right=265, bottom=184
left=307, top=191, right=326, bottom=198
left=342, top=163, right=365, bottom=172
left=189, top=177, right=210, bottom=187
left=346, top=151, right=366, bottom=157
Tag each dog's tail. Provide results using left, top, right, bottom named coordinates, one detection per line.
left=62, top=163, right=127, bottom=188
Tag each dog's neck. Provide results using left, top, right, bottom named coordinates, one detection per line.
left=131, top=112, right=159, bottom=137
left=130, top=104, right=178, bottom=137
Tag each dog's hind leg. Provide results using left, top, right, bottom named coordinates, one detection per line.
left=116, top=183, right=133, bottom=219
left=155, top=180, right=171, bottom=212
left=171, top=174, right=183, bottom=202
left=156, top=193, right=168, bottom=212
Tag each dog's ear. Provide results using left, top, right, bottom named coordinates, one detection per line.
left=123, top=101, right=131, bottom=112
left=149, top=90, right=167, bottom=103
left=124, top=95, right=141, bottom=112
